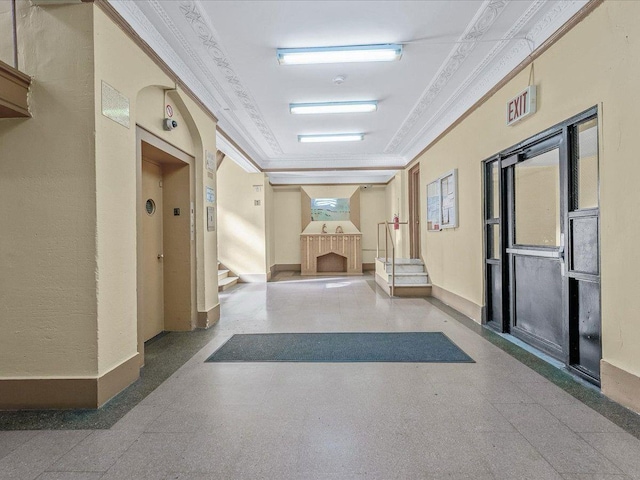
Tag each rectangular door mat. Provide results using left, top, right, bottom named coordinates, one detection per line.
left=205, top=332, right=474, bottom=363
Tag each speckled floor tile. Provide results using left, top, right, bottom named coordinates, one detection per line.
left=35, top=473, right=104, bottom=480
left=1, top=275, right=640, bottom=480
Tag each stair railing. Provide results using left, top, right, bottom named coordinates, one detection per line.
left=377, top=221, right=409, bottom=296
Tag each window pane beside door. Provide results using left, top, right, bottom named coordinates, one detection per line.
left=487, top=161, right=500, bottom=219
left=576, top=118, right=598, bottom=210
left=515, top=149, right=560, bottom=247
left=488, top=224, right=500, bottom=259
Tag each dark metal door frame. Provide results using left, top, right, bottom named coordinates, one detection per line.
left=483, top=106, right=601, bottom=385
left=505, top=132, right=567, bottom=361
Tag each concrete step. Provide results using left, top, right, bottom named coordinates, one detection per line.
left=390, top=273, right=430, bottom=285
left=376, top=257, right=424, bottom=265
left=218, top=276, right=238, bottom=291
left=218, top=269, right=230, bottom=281
left=391, top=284, right=433, bottom=297
left=384, top=263, right=425, bottom=274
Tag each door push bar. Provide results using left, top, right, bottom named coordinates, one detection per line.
left=506, top=247, right=563, bottom=259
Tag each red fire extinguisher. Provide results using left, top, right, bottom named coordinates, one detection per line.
left=393, top=214, right=400, bottom=230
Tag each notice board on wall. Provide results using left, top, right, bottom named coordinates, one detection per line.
left=427, top=169, right=458, bottom=231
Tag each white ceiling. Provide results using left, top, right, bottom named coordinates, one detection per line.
left=110, top=0, right=588, bottom=184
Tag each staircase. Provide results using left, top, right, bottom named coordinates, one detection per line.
left=218, top=262, right=239, bottom=291
left=374, top=257, right=431, bottom=297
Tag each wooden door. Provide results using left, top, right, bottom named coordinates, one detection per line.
left=409, top=164, right=421, bottom=259
left=142, top=160, right=164, bottom=341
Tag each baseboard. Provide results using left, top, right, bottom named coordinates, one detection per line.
left=601, top=360, right=640, bottom=414
left=97, top=354, right=141, bottom=407
left=238, top=273, right=268, bottom=283
left=0, top=354, right=140, bottom=410
left=274, top=264, right=302, bottom=273
left=197, top=303, right=221, bottom=329
left=431, top=285, right=482, bottom=323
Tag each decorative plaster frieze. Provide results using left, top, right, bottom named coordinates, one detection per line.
left=401, top=0, right=586, bottom=161
left=384, top=0, right=508, bottom=154
left=109, top=1, right=222, bottom=117
left=146, top=0, right=271, bottom=162
left=148, top=0, right=234, bottom=111
left=109, top=0, right=270, bottom=164
left=400, top=0, right=546, bottom=155
left=178, top=0, right=284, bottom=156
left=261, top=154, right=406, bottom=171
left=525, top=0, right=583, bottom=48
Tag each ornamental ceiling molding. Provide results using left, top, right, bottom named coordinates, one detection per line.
left=145, top=0, right=270, bottom=162
left=178, top=0, right=284, bottom=156
left=400, top=0, right=546, bottom=156
left=260, top=155, right=406, bottom=170
left=109, top=0, right=269, bottom=165
left=384, top=0, right=509, bottom=154
left=402, top=0, right=586, bottom=161
left=109, top=0, right=222, bottom=119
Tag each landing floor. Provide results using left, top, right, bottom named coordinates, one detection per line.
left=1, top=274, right=640, bottom=479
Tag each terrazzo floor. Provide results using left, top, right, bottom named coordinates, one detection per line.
left=2, top=273, right=640, bottom=479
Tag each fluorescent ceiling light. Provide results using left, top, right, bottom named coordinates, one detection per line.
left=290, top=101, right=378, bottom=115
left=277, top=44, right=402, bottom=65
left=298, top=133, right=364, bottom=143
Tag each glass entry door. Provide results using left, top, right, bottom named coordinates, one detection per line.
left=505, top=137, right=566, bottom=359
left=484, top=107, right=601, bottom=384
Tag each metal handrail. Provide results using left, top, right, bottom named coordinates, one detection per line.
left=376, top=221, right=409, bottom=296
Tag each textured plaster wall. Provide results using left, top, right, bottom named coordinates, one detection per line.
left=273, top=186, right=301, bottom=265
left=217, top=158, right=267, bottom=281
left=93, top=7, right=219, bottom=375
left=0, top=2, right=97, bottom=377
left=0, top=0, right=13, bottom=66
left=0, top=2, right=221, bottom=380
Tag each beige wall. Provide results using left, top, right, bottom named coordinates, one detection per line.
left=93, top=7, right=219, bottom=375
left=0, top=0, right=13, bottom=67
left=411, top=1, right=640, bottom=379
left=0, top=1, right=98, bottom=377
left=271, top=184, right=387, bottom=266
left=359, top=186, right=387, bottom=263
left=217, top=158, right=268, bottom=281
left=385, top=172, right=409, bottom=259
left=0, top=1, right=220, bottom=387
left=265, top=178, right=275, bottom=273
left=273, top=186, right=301, bottom=265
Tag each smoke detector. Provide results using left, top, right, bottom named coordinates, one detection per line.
left=332, top=75, right=347, bottom=85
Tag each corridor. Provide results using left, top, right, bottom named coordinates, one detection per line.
left=1, top=274, right=639, bottom=479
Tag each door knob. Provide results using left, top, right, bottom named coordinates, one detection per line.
left=157, top=254, right=164, bottom=260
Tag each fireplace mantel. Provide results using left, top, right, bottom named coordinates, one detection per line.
left=300, top=233, right=362, bottom=275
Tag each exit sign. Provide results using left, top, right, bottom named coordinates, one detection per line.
left=506, top=86, right=537, bottom=126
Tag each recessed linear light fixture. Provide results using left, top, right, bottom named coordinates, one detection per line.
left=298, top=133, right=364, bottom=143
left=290, top=101, right=378, bottom=115
left=277, top=44, right=402, bottom=65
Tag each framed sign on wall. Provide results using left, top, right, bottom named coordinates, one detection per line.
left=427, top=169, right=458, bottom=231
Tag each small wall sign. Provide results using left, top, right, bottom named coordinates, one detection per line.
left=166, top=104, right=173, bottom=117
left=206, top=186, right=215, bottom=204
left=205, top=150, right=216, bottom=172
left=506, top=85, right=536, bottom=126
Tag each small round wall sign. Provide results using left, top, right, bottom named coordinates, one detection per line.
left=166, top=105, right=174, bottom=117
